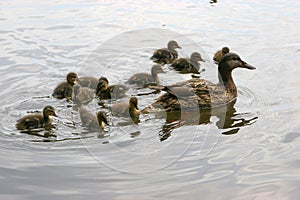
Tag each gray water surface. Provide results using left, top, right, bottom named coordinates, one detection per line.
left=0, top=0, right=299, bottom=199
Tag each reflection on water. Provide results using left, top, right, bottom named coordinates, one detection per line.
left=159, top=100, right=258, bottom=141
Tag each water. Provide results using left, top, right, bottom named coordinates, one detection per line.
left=0, top=0, right=299, bottom=199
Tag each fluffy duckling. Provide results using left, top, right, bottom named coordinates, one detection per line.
left=142, top=53, right=255, bottom=113
left=72, top=84, right=94, bottom=105
left=213, top=47, right=230, bottom=64
left=52, top=72, right=77, bottom=100
left=79, top=108, right=108, bottom=132
left=77, top=76, right=99, bottom=90
left=171, top=52, right=205, bottom=74
left=150, top=40, right=182, bottom=65
left=126, top=65, right=164, bottom=87
left=96, top=77, right=129, bottom=99
left=16, top=106, right=57, bottom=130
left=111, top=97, right=140, bottom=120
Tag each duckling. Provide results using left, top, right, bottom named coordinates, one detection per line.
left=72, top=84, right=94, bottom=105
left=52, top=72, right=77, bottom=100
left=77, top=76, right=99, bottom=90
left=111, top=97, right=140, bottom=120
left=126, top=64, right=164, bottom=87
left=171, top=52, right=205, bottom=74
left=142, top=53, right=256, bottom=113
left=213, top=47, right=230, bottom=64
left=96, top=77, right=129, bottom=99
left=79, top=108, right=108, bottom=132
left=16, top=106, right=57, bottom=130
left=150, top=40, right=182, bottom=65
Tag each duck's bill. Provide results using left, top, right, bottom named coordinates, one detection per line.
left=178, top=46, right=182, bottom=49
left=243, top=62, right=256, bottom=70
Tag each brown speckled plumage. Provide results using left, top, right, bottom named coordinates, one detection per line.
left=142, top=53, right=255, bottom=113
left=16, top=106, right=57, bottom=130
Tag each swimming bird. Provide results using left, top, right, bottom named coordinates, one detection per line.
left=150, top=40, right=182, bottom=65
left=52, top=72, right=77, bottom=100
left=77, top=76, right=99, bottom=90
left=79, top=108, right=108, bottom=132
left=142, top=53, right=255, bottom=113
left=111, top=97, right=140, bottom=121
left=72, top=84, right=94, bottom=105
left=126, top=64, right=164, bottom=87
left=16, top=106, right=57, bottom=130
left=171, top=52, right=205, bottom=74
left=96, top=77, right=129, bottom=99
left=213, top=47, right=230, bottom=64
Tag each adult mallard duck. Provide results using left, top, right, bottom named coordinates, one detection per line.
left=96, top=77, right=129, bottom=99
left=213, top=47, right=230, bottom=64
left=142, top=53, right=255, bottom=113
left=16, top=106, right=57, bottom=130
left=79, top=108, right=108, bottom=132
left=111, top=97, right=140, bottom=121
left=126, top=64, right=164, bottom=87
left=77, top=76, right=98, bottom=90
left=72, top=84, right=94, bottom=105
left=171, top=52, right=205, bottom=74
left=52, top=72, right=77, bottom=100
left=150, top=40, right=182, bottom=65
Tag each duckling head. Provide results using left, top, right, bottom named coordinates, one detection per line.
left=168, top=40, right=182, bottom=50
left=66, top=72, right=77, bottom=85
left=222, top=47, right=230, bottom=54
left=43, top=106, right=57, bottom=118
left=95, top=80, right=108, bottom=96
left=99, top=77, right=109, bottom=85
left=129, top=97, right=139, bottom=110
left=96, top=111, right=108, bottom=130
left=190, top=52, right=205, bottom=62
left=151, top=64, right=164, bottom=76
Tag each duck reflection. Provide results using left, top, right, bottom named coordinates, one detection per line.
left=159, top=100, right=258, bottom=141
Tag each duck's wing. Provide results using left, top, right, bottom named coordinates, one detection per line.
left=143, top=79, right=227, bottom=112
left=78, top=77, right=98, bottom=89
left=109, top=84, right=129, bottom=98
left=79, top=108, right=99, bottom=130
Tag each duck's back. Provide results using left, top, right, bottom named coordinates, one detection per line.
left=127, top=73, right=157, bottom=87
left=78, top=76, right=98, bottom=89
left=52, top=82, right=73, bottom=99
left=16, top=114, right=47, bottom=130
left=79, top=108, right=99, bottom=130
left=151, top=48, right=178, bottom=64
left=150, top=78, right=229, bottom=112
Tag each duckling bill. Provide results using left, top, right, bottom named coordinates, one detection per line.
left=16, top=106, right=57, bottom=130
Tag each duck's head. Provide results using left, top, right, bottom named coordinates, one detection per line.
left=95, top=79, right=108, bottom=95
left=219, top=53, right=255, bottom=71
left=191, top=52, right=205, bottom=62
left=66, top=72, right=77, bottom=85
left=151, top=64, right=164, bottom=75
left=168, top=40, right=182, bottom=50
left=43, top=106, right=57, bottom=117
left=222, top=47, right=230, bottom=54
left=218, top=53, right=255, bottom=82
left=129, top=97, right=139, bottom=110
